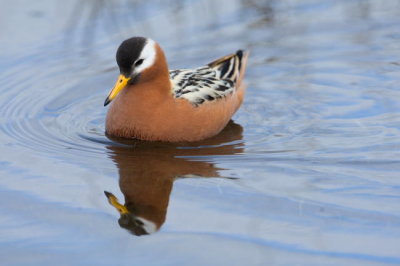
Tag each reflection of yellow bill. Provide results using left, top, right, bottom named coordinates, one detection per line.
left=104, top=191, right=129, bottom=214
left=104, top=74, right=131, bottom=106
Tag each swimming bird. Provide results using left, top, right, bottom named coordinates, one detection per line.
left=104, top=37, right=249, bottom=142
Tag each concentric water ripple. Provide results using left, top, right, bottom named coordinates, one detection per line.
left=1, top=0, right=400, bottom=264
left=0, top=55, right=247, bottom=163
left=0, top=68, right=108, bottom=161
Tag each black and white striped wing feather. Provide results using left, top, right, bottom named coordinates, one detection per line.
left=170, top=66, right=235, bottom=106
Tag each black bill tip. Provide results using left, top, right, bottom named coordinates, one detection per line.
left=104, top=191, right=113, bottom=198
left=104, top=97, right=111, bottom=106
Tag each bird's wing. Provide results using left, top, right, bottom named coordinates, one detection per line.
left=170, top=50, right=247, bottom=107
left=170, top=66, right=235, bottom=107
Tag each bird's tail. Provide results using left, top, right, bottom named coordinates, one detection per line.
left=208, top=50, right=250, bottom=88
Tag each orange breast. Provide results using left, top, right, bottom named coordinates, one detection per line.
left=105, top=84, right=245, bottom=142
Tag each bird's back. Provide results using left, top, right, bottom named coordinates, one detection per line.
left=170, top=50, right=249, bottom=110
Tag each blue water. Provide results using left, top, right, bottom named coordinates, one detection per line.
left=0, top=0, right=399, bottom=265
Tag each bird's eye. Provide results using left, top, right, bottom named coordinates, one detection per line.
left=135, top=59, right=144, bottom=67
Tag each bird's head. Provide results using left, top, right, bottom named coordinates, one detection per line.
left=104, top=191, right=158, bottom=236
left=104, top=37, right=164, bottom=106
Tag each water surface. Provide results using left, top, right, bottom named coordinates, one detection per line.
left=0, top=0, right=400, bottom=265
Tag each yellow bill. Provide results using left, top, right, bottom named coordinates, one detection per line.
left=104, top=191, right=129, bottom=214
left=104, top=74, right=131, bottom=106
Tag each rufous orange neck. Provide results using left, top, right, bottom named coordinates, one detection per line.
left=136, top=43, right=171, bottom=93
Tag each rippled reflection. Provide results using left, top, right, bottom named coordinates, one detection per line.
left=104, top=121, right=243, bottom=235
left=1, top=0, right=400, bottom=263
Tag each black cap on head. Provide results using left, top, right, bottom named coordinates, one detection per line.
left=118, top=214, right=149, bottom=236
left=116, top=37, right=147, bottom=76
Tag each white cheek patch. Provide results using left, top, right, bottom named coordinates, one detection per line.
left=137, top=216, right=157, bottom=234
left=135, top=39, right=156, bottom=73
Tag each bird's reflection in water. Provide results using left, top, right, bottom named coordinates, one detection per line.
left=104, top=121, right=244, bottom=236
